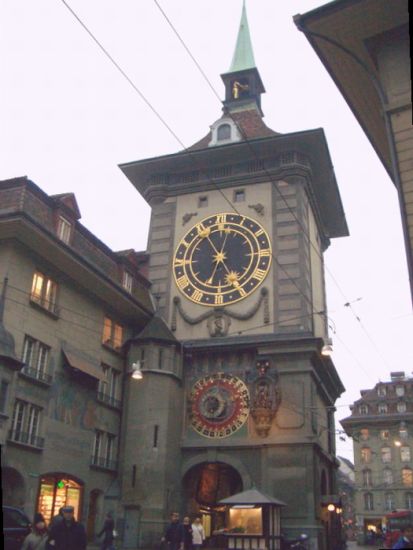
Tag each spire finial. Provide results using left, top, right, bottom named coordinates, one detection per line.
left=228, top=0, right=256, bottom=73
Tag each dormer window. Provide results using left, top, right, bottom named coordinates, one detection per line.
left=122, top=271, right=133, bottom=294
left=209, top=117, right=242, bottom=147
left=359, top=404, right=369, bottom=415
left=377, top=386, right=387, bottom=397
left=396, top=385, right=405, bottom=397
left=217, top=124, right=231, bottom=141
left=57, top=216, right=72, bottom=244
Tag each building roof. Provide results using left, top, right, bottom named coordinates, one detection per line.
left=294, top=0, right=409, bottom=183
left=219, top=487, right=286, bottom=506
left=225, top=1, right=256, bottom=74
left=133, top=314, right=178, bottom=345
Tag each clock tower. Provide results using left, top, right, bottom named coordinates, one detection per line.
left=120, top=4, right=348, bottom=549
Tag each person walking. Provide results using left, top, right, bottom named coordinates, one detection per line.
left=21, top=513, right=49, bottom=550
left=191, top=517, right=205, bottom=550
left=183, top=517, right=193, bottom=550
left=162, top=512, right=184, bottom=550
left=47, top=505, right=87, bottom=550
left=97, top=512, right=115, bottom=550
left=392, top=524, right=413, bottom=548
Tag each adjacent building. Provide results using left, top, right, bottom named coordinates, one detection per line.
left=0, top=176, right=154, bottom=538
left=341, top=372, right=413, bottom=533
left=295, top=0, right=413, bottom=305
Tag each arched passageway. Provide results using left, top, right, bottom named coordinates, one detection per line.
left=2, top=467, right=25, bottom=507
left=183, top=462, right=242, bottom=536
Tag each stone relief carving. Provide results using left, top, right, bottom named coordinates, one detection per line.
left=248, top=203, right=264, bottom=216
left=171, top=287, right=269, bottom=332
left=182, top=212, right=198, bottom=226
left=249, top=359, right=281, bottom=438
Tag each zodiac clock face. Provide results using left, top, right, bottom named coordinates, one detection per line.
left=188, top=373, right=250, bottom=438
left=173, top=213, right=272, bottom=306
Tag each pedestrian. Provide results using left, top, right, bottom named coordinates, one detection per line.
left=97, top=511, right=115, bottom=550
left=47, top=505, right=87, bottom=550
left=49, top=507, right=64, bottom=529
left=161, top=512, right=184, bottom=550
left=183, top=516, right=193, bottom=550
left=191, top=517, right=205, bottom=550
left=392, top=524, right=413, bottom=548
left=21, top=512, right=49, bottom=550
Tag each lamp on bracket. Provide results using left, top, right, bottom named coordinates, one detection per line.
left=321, top=337, right=333, bottom=357
left=131, top=360, right=144, bottom=380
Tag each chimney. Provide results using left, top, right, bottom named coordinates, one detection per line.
left=390, top=371, right=405, bottom=382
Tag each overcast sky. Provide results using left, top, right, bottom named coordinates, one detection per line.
left=2, top=0, right=412, bottom=461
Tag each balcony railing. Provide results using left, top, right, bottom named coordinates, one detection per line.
left=97, top=391, right=121, bottom=409
left=90, top=455, right=117, bottom=471
left=20, top=365, right=53, bottom=385
left=8, top=429, right=44, bottom=449
left=30, top=294, right=59, bottom=316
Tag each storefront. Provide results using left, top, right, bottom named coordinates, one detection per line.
left=37, top=473, right=83, bottom=524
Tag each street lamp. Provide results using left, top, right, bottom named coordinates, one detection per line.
left=131, top=361, right=143, bottom=380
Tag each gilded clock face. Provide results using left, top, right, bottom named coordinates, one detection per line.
left=173, top=213, right=272, bottom=306
left=188, top=373, right=250, bottom=438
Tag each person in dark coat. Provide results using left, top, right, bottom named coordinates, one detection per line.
left=47, top=505, right=87, bottom=550
left=97, top=512, right=115, bottom=550
left=183, top=516, right=193, bottom=550
left=162, top=512, right=184, bottom=550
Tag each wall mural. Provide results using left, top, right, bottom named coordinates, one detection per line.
left=49, top=372, right=98, bottom=430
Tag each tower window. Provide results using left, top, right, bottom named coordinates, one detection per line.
left=217, top=124, right=231, bottom=141
left=234, top=189, right=245, bottom=203
left=198, top=196, right=208, bottom=208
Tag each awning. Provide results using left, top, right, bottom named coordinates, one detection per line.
left=62, top=349, right=105, bottom=381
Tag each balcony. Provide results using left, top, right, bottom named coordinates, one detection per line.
left=97, top=391, right=121, bottom=410
left=20, top=365, right=53, bottom=386
left=8, top=430, right=44, bottom=450
left=90, top=455, right=118, bottom=472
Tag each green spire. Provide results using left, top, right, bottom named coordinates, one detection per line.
left=228, top=0, right=256, bottom=73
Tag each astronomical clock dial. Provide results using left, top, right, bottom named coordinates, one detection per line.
left=173, top=213, right=272, bottom=306
left=188, top=373, right=250, bottom=439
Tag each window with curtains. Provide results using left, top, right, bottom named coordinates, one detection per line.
left=362, top=469, right=373, bottom=487
left=383, top=468, right=393, bottom=486
left=102, top=317, right=123, bottom=351
left=30, top=271, right=58, bottom=315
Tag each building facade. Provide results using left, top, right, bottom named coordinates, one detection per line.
left=341, top=372, right=413, bottom=534
left=119, top=5, right=347, bottom=549
left=295, top=0, right=413, bottom=305
left=0, top=176, right=154, bottom=539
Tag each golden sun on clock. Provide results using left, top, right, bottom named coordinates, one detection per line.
left=173, top=212, right=272, bottom=306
